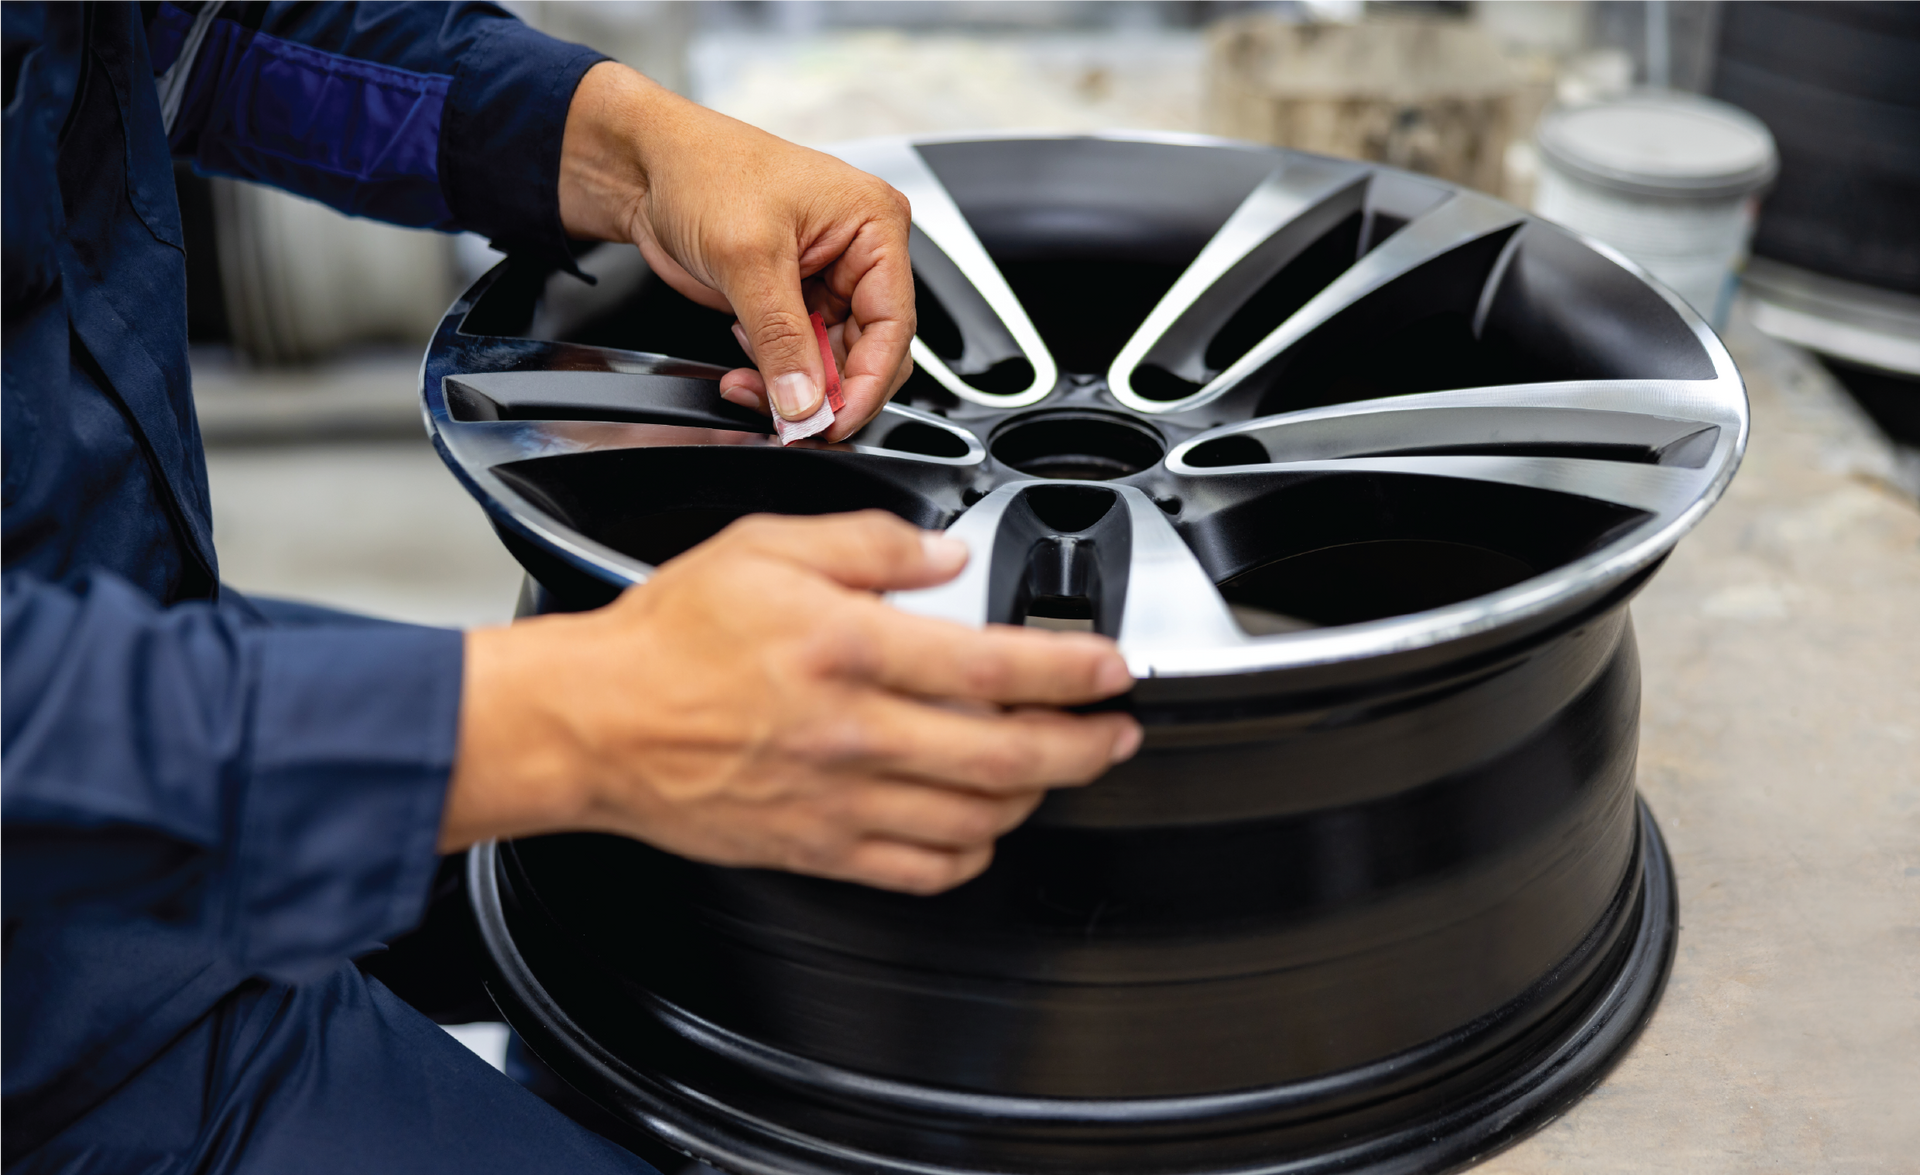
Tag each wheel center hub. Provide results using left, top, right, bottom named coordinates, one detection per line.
left=988, top=410, right=1165, bottom=480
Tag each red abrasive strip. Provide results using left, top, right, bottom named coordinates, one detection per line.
left=811, top=311, right=847, bottom=413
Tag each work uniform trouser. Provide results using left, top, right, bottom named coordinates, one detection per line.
left=12, top=959, right=659, bottom=1175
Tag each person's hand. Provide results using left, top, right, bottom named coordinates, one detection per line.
left=443, top=512, right=1141, bottom=894
left=557, top=61, right=913, bottom=441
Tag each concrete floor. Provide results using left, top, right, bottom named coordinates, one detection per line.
left=205, top=442, right=524, bottom=631
left=1482, top=318, right=1920, bottom=1173
left=198, top=310, right=1919, bottom=1171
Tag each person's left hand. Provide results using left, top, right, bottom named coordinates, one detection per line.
left=557, top=61, right=914, bottom=441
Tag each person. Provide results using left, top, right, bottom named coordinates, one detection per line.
left=0, top=4, right=1143, bottom=1171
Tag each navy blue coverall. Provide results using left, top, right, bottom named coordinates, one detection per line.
left=3, top=4, right=654, bottom=1170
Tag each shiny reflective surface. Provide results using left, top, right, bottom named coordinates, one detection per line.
left=425, top=134, right=1739, bottom=1172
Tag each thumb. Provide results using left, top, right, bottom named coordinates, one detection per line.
left=729, top=256, right=824, bottom=422
left=726, top=512, right=969, bottom=593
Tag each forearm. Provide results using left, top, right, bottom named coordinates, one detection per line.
left=154, top=1, right=605, bottom=253
left=3, top=570, right=458, bottom=982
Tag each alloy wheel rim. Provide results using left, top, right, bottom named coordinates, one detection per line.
left=423, top=132, right=1747, bottom=682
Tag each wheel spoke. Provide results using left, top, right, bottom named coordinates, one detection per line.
left=1108, top=486, right=1248, bottom=667
left=1172, top=378, right=1738, bottom=464
left=1167, top=190, right=1527, bottom=417
left=431, top=332, right=729, bottom=381
left=889, top=483, right=1245, bottom=672
left=1223, top=455, right=1702, bottom=514
left=1166, top=377, right=1739, bottom=515
left=428, top=348, right=984, bottom=499
left=832, top=138, right=1058, bottom=407
left=1108, top=158, right=1370, bottom=410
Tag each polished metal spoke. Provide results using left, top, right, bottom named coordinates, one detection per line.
left=831, top=138, right=1059, bottom=407
left=1166, top=378, right=1740, bottom=516
left=1163, top=190, right=1528, bottom=417
left=1108, top=159, right=1370, bottom=411
left=1213, top=454, right=1702, bottom=514
left=890, top=483, right=1246, bottom=674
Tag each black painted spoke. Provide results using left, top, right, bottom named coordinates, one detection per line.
left=831, top=139, right=1058, bottom=407
left=432, top=332, right=729, bottom=382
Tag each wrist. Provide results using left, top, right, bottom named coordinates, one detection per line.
left=440, top=621, right=599, bottom=852
left=558, top=60, right=672, bottom=243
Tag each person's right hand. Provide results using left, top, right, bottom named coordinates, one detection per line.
left=442, top=512, right=1141, bottom=895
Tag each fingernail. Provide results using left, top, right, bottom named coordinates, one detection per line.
left=770, top=372, right=821, bottom=421
left=1094, top=657, right=1134, bottom=696
left=921, top=532, right=968, bottom=574
left=719, top=385, right=761, bottom=410
left=1109, top=721, right=1143, bottom=763
left=730, top=322, right=753, bottom=359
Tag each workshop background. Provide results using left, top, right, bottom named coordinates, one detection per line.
left=182, top=3, right=1918, bottom=1172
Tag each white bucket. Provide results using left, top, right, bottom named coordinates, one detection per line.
left=1533, top=92, right=1777, bottom=325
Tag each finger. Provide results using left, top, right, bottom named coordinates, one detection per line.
left=834, top=692, right=1138, bottom=794
left=820, top=220, right=914, bottom=441
left=718, top=379, right=767, bottom=414
left=720, top=326, right=771, bottom=415
left=717, top=511, right=969, bottom=592
left=846, top=780, right=1043, bottom=849
left=842, top=604, right=1135, bottom=705
left=834, top=839, right=995, bottom=895
left=724, top=246, right=825, bottom=423
left=828, top=318, right=853, bottom=370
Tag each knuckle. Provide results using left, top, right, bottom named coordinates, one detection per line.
left=947, top=802, right=1000, bottom=845
left=946, top=847, right=995, bottom=889
left=711, top=223, right=784, bottom=266
left=784, top=825, right=847, bottom=875
left=879, top=184, right=911, bottom=220
left=974, top=738, right=1041, bottom=788
left=894, top=859, right=956, bottom=897
left=801, top=709, right=877, bottom=762
left=962, top=655, right=1015, bottom=697
left=750, top=309, right=813, bottom=356
left=727, top=513, right=780, bottom=541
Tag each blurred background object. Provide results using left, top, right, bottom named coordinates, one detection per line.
left=1532, top=92, right=1774, bottom=324
left=207, top=178, right=458, bottom=365
left=1586, top=0, right=1722, bottom=91
left=1205, top=15, right=1530, bottom=197
left=691, top=28, right=1205, bottom=144
left=1710, top=1, right=1920, bottom=444
left=516, top=0, right=696, bottom=95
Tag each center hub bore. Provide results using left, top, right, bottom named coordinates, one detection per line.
left=989, top=410, right=1165, bottom=480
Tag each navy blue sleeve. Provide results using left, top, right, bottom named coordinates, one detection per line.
left=147, top=1, right=608, bottom=267
left=1, top=570, right=462, bottom=983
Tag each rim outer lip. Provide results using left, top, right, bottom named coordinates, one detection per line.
left=467, top=800, right=1679, bottom=1175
